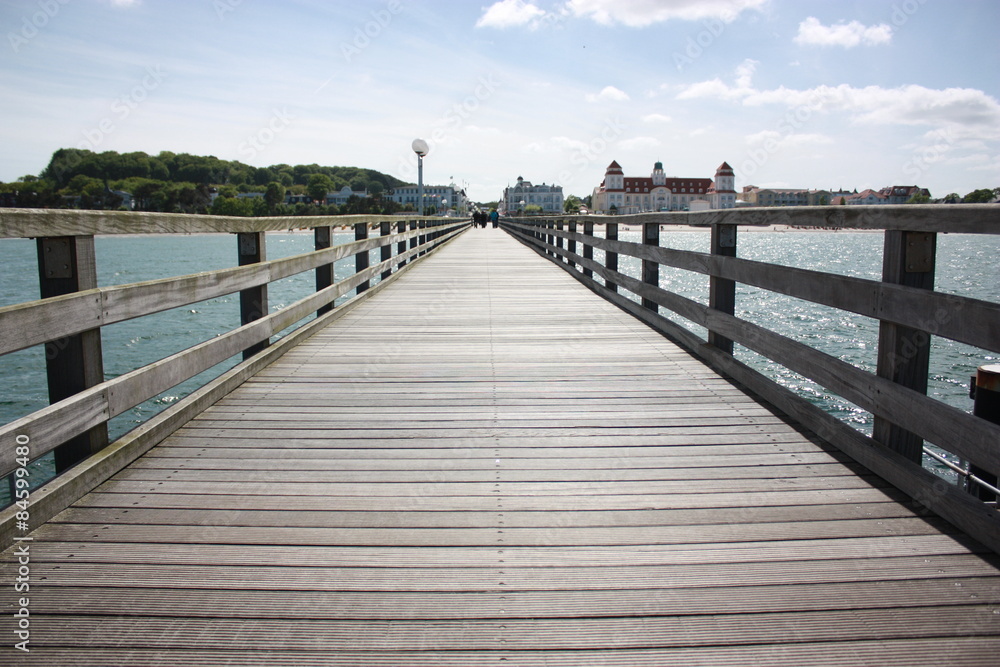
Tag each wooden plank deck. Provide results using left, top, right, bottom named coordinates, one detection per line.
left=5, top=227, right=1000, bottom=665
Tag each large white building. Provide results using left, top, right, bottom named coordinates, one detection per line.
left=591, top=161, right=736, bottom=214
left=387, top=183, right=467, bottom=214
left=500, top=176, right=564, bottom=214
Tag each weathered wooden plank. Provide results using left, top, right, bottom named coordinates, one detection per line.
left=0, top=207, right=467, bottom=238
left=26, top=533, right=987, bottom=567
left=12, top=639, right=1000, bottom=667
left=20, top=577, right=1000, bottom=618
left=68, top=486, right=903, bottom=512
left=26, top=516, right=951, bottom=547
left=22, top=606, right=1000, bottom=651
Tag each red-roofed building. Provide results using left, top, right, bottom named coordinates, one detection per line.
left=592, top=161, right=736, bottom=214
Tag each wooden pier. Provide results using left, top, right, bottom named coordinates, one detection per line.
left=3, top=223, right=999, bottom=665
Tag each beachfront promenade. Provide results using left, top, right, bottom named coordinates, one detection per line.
left=1, top=208, right=999, bottom=664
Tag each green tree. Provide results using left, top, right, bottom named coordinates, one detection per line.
left=943, top=193, right=961, bottom=203
left=906, top=193, right=931, bottom=204
left=307, top=174, right=333, bottom=203
left=564, top=195, right=582, bottom=213
left=264, top=182, right=284, bottom=213
left=963, top=188, right=995, bottom=203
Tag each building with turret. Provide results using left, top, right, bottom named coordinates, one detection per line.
left=591, top=161, right=736, bottom=214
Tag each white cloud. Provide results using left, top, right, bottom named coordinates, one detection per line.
left=794, top=17, right=893, bottom=48
left=746, top=130, right=833, bottom=148
left=642, top=113, right=672, bottom=124
left=677, top=59, right=758, bottom=101
left=550, top=136, right=590, bottom=151
left=476, top=0, right=548, bottom=29
left=676, top=62, right=1000, bottom=137
left=619, top=136, right=661, bottom=150
left=564, top=0, right=767, bottom=27
left=586, top=85, right=630, bottom=102
left=107, top=0, right=141, bottom=6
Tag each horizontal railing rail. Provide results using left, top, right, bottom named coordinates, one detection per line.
left=0, top=210, right=470, bottom=548
left=502, top=206, right=1000, bottom=553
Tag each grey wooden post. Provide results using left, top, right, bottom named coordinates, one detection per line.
left=873, top=230, right=937, bottom=463
left=418, top=220, right=427, bottom=256
left=556, top=221, right=565, bottom=262
left=642, top=222, right=659, bottom=312
left=969, top=364, right=1000, bottom=500
left=547, top=221, right=554, bottom=256
left=567, top=221, right=577, bottom=269
left=314, top=226, right=334, bottom=317
left=397, top=221, right=408, bottom=268
left=583, top=221, right=594, bottom=278
left=380, top=221, right=392, bottom=281
left=237, top=232, right=268, bottom=360
left=605, top=222, right=619, bottom=294
left=708, top=224, right=737, bottom=355
left=409, top=220, right=418, bottom=255
left=36, top=236, right=108, bottom=472
left=354, top=223, right=369, bottom=294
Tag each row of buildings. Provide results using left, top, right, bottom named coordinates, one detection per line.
left=236, top=183, right=469, bottom=212
left=499, top=160, right=738, bottom=216
left=500, top=160, right=933, bottom=215
left=740, top=185, right=931, bottom=207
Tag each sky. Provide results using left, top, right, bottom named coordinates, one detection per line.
left=1, top=0, right=998, bottom=202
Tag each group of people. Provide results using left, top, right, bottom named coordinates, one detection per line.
left=473, top=210, right=499, bottom=228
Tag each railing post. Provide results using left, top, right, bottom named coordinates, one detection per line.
left=314, top=225, right=334, bottom=317
left=874, top=231, right=937, bottom=463
left=605, top=222, right=618, bottom=294
left=642, top=222, right=659, bottom=312
left=556, top=220, right=565, bottom=261
left=546, top=221, right=554, bottom=256
left=418, top=220, right=427, bottom=256
left=380, top=221, right=392, bottom=281
left=237, top=231, right=269, bottom=360
left=969, top=364, right=1000, bottom=500
left=397, top=221, right=408, bottom=268
left=708, top=224, right=737, bottom=355
left=409, top=220, right=418, bottom=255
left=583, top=221, right=594, bottom=278
left=354, top=222, right=370, bottom=294
left=36, top=235, right=108, bottom=472
left=567, top=221, right=577, bottom=269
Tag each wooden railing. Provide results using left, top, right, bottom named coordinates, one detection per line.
left=0, top=209, right=470, bottom=548
left=502, top=205, right=1000, bottom=552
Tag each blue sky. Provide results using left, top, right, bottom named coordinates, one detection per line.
left=1, top=0, right=998, bottom=202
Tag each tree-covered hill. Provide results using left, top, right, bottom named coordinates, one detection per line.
left=0, top=148, right=411, bottom=215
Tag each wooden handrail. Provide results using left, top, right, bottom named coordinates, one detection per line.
left=0, top=224, right=458, bottom=356
left=502, top=208, right=1000, bottom=551
left=0, top=218, right=469, bottom=480
left=519, top=221, right=1000, bottom=354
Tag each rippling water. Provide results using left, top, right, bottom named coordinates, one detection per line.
left=1, top=228, right=997, bottom=500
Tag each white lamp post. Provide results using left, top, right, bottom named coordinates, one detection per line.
left=412, top=139, right=428, bottom=216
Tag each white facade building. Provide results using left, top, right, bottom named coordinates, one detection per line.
left=501, top=176, right=564, bottom=214
left=591, top=161, right=736, bottom=214
left=387, top=183, right=467, bottom=213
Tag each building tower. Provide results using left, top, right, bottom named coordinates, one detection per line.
left=604, top=161, right=624, bottom=191
left=713, top=162, right=736, bottom=209
left=651, top=161, right=666, bottom=186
